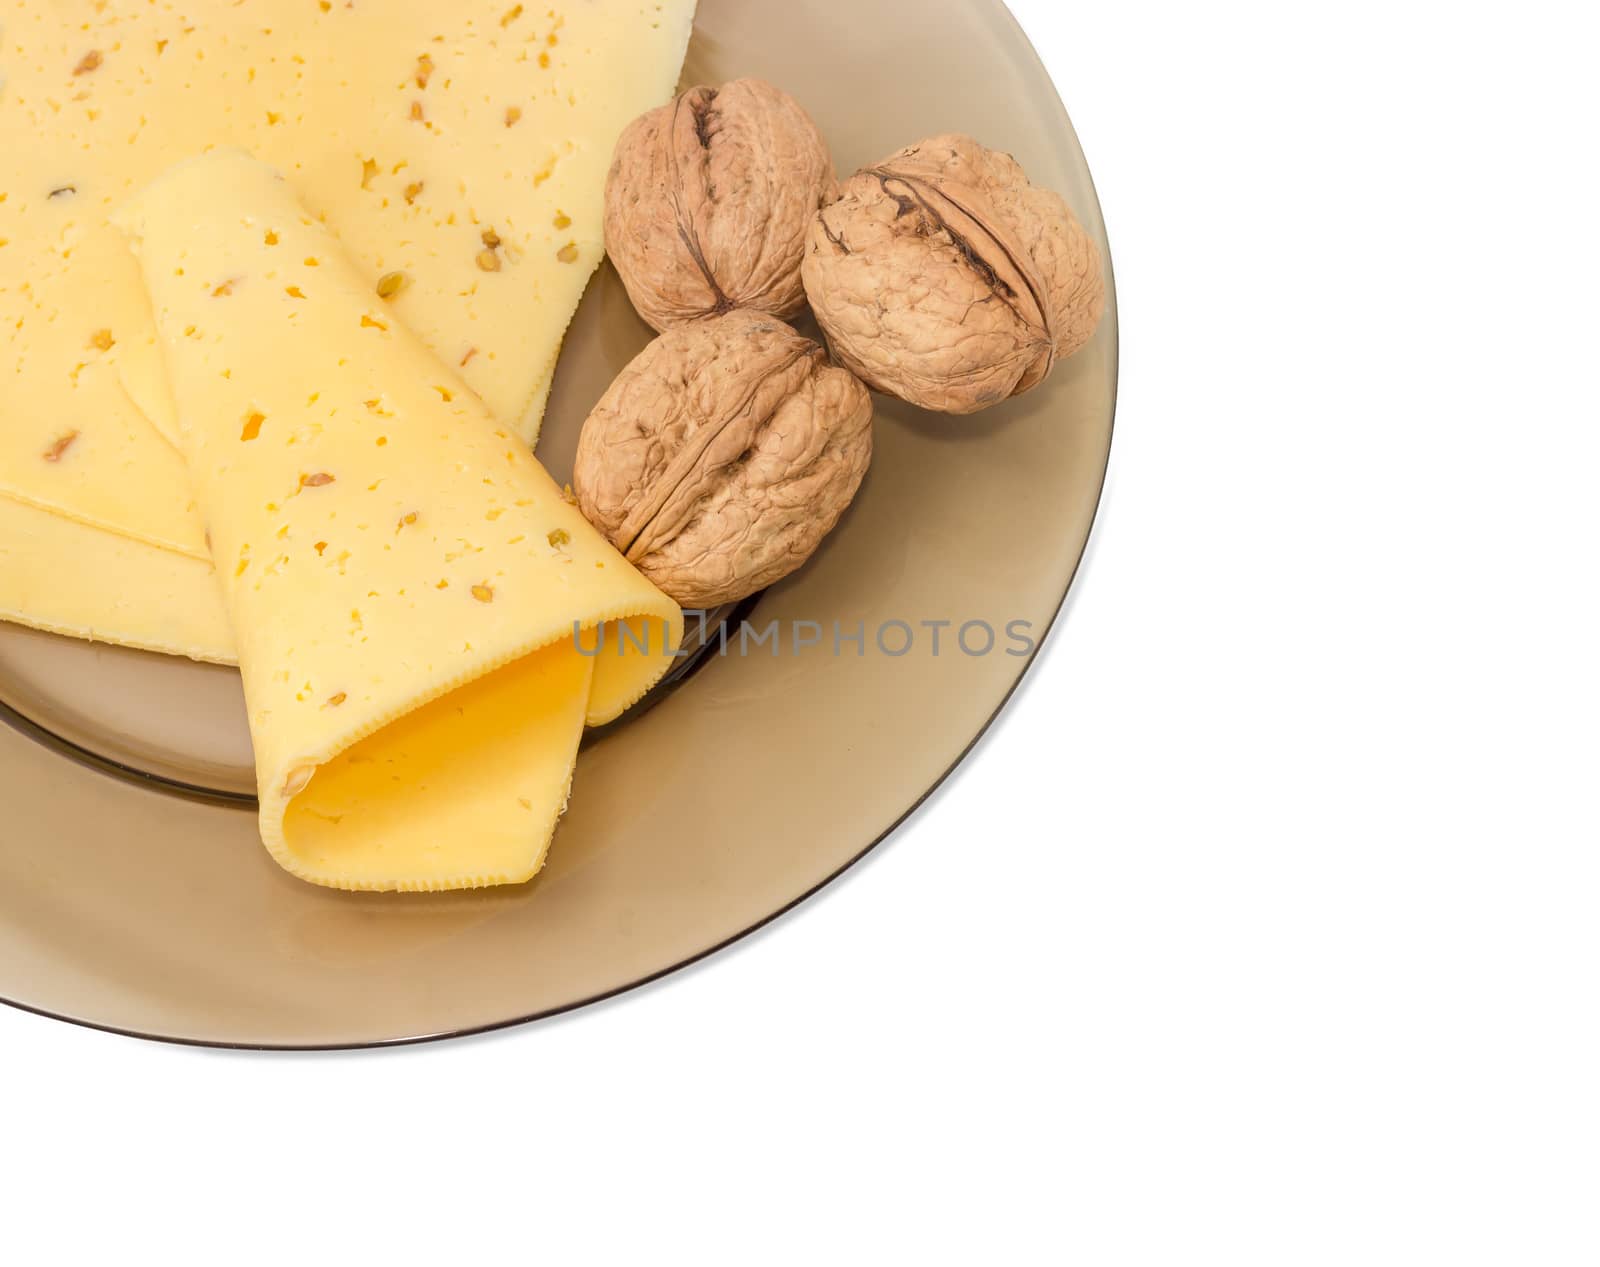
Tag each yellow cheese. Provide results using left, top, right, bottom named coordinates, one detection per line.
left=0, top=495, right=233, bottom=664
left=116, top=151, right=682, bottom=891
left=0, top=220, right=207, bottom=555
left=0, top=0, right=696, bottom=581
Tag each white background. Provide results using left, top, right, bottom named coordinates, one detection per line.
left=4, top=2, right=1598, bottom=1262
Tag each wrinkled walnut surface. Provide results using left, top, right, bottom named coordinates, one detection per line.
left=803, top=133, right=1104, bottom=415
left=574, top=310, right=872, bottom=608
left=605, top=78, right=836, bottom=332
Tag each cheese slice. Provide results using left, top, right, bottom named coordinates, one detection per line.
left=1, top=0, right=696, bottom=570
left=0, top=495, right=233, bottom=664
left=0, top=220, right=209, bottom=555
left=116, top=151, right=682, bottom=891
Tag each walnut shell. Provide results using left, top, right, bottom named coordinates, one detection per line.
left=803, top=133, right=1105, bottom=415
left=604, top=78, right=837, bottom=333
left=574, top=310, right=872, bottom=608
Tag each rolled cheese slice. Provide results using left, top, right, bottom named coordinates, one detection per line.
left=115, top=151, right=681, bottom=891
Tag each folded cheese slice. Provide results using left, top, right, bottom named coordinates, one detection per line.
left=1, top=0, right=696, bottom=594
left=115, top=152, right=681, bottom=891
left=0, top=218, right=209, bottom=557
left=0, top=495, right=233, bottom=664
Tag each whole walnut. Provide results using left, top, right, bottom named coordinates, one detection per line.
left=604, top=78, right=837, bottom=333
left=803, top=134, right=1105, bottom=415
left=574, top=310, right=872, bottom=608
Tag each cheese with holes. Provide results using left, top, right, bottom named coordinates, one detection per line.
left=115, top=151, right=681, bottom=891
left=0, top=0, right=697, bottom=623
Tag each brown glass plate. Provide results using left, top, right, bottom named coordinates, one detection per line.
left=0, top=0, right=1117, bottom=1048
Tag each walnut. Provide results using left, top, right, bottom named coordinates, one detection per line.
left=604, top=78, right=837, bottom=333
left=803, top=134, right=1105, bottom=415
left=574, top=309, right=872, bottom=607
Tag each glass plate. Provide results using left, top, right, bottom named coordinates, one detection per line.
left=0, top=0, right=1117, bottom=1047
